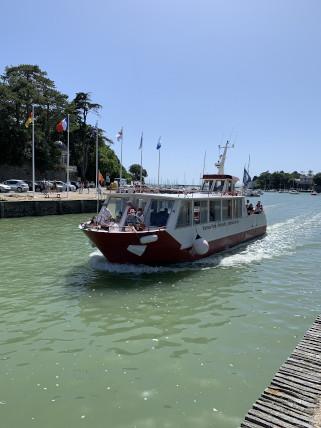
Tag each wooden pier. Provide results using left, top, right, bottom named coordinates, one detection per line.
left=241, top=315, right=321, bottom=428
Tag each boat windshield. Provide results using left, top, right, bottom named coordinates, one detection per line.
left=104, top=196, right=148, bottom=222
left=201, top=179, right=225, bottom=193
left=94, top=196, right=174, bottom=230
left=145, top=199, right=174, bottom=228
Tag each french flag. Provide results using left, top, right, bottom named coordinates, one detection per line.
left=56, top=117, right=68, bottom=133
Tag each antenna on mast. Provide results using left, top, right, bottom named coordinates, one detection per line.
left=215, top=140, right=234, bottom=174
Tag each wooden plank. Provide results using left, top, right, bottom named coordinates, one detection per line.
left=261, top=391, right=314, bottom=412
left=240, top=314, right=321, bottom=427
left=247, top=408, right=311, bottom=428
left=255, top=399, right=311, bottom=422
left=253, top=402, right=311, bottom=427
left=274, top=371, right=321, bottom=392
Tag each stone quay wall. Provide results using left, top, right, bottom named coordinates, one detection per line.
left=0, top=199, right=103, bottom=219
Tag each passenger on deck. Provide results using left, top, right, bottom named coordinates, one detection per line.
left=247, top=202, right=253, bottom=215
left=136, top=208, right=144, bottom=223
left=125, top=208, right=137, bottom=226
left=254, top=201, right=263, bottom=214
left=95, top=206, right=112, bottom=227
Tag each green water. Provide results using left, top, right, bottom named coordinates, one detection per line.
left=1, top=193, right=321, bottom=428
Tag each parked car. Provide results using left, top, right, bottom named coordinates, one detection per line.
left=25, top=181, right=45, bottom=192
left=0, top=183, right=11, bottom=193
left=70, top=181, right=80, bottom=190
left=54, top=181, right=76, bottom=192
left=48, top=181, right=64, bottom=192
left=3, top=179, right=29, bottom=192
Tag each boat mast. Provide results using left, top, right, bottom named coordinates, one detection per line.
left=215, top=140, right=234, bottom=174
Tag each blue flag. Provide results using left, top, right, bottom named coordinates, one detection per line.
left=156, top=136, right=161, bottom=150
left=243, top=168, right=251, bottom=186
left=139, top=132, right=143, bottom=150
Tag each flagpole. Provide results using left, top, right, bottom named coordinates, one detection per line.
left=140, top=146, right=143, bottom=193
left=32, top=105, right=35, bottom=198
left=120, top=127, right=123, bottom=182
left=202, top=150, right=206, bottom=177
left=67, top=114, right=70, bottom=198
left=96, top=123, right=99, bottom=213
left=157, top=147, right=160, bottom=187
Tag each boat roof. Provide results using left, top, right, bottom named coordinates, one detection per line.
left=202, top=174, right=239, bottom=181
left=107, top=192, right=244, bottom=201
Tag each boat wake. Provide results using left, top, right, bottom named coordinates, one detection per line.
left=89, top=212, right=321, bottom=274
left=220, top=211, right=321, bottom=267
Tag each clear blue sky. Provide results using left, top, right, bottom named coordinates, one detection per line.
left=1, top=0, right=321, bottom=183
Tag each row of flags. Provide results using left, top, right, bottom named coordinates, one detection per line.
left=118, top=128, right=161, bottom=150
left=25, top=115, right=162, bottom=150
left=25, top=113, right=68, bottom=133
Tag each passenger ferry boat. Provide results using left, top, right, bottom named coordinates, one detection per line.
left=79, top=142, right=267, bottom=265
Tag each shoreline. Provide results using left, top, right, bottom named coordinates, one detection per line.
left=0, top=189, right=107, bottom=218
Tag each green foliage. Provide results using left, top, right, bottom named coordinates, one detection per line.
left=129, top=163, right=148, bottom=181
left=0, top=64, right=69, bottom=170
left=0, top=64, right=128, bottom=179
left=313, top=173, right=321, bottom=187
left=254, top=170, right=314, bottom=190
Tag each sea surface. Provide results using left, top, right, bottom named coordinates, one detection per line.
left=1, top=192, right=321, bottom=428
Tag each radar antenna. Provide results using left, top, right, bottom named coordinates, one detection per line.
left=215, top=140, right=234, bottom=174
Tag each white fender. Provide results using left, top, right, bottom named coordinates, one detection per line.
left=192, top=235, right=209, bottom=255
left=139, top=235, right=158, bottom=244
left=127, top=245, right=147, bottom=256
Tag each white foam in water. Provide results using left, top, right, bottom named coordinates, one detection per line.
left=89, top=212, right=321, bottom=273
left=220, top=211, right=321, bottom=267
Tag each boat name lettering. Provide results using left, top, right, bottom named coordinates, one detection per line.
left=203, top=224, right=217, bottom=230
left=227, top=220, right=239, bottom=225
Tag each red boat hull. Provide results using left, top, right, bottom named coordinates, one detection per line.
left=82, top=225, right=267, bottom=265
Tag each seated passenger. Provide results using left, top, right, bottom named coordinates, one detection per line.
left=158, top=208, right=169, bottom=226
left=95, top=206, right=112, bottom=227
left=126, top=208, right=137, bottom=226
left=254, top=201, right=263, bottom=214
left=136, top=208, right=144, bottom=223
left=247, top=203, right=253, bottom=215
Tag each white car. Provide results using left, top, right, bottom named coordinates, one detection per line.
left=54, top=181, right=76, bottom=192
left=3, top=179, right=29, bottom=192
left=0, top=183, right=11, bottom=193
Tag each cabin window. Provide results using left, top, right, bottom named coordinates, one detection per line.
left=209, top=200, right=221, bottom=222
left=201, top=181, right=210, bottom=192
left=233, top=199, right=242, bottom=218
left=105, top=197, right=130, bottom=220
left=193, top=201, right=208, bottom=224
left=148, top=199, right=174, bottom=227
left=213, top=180, right=225, bottom=192
left=176, top=200, right=191, bottom=228
left=222, top=199, right=232, bottom=220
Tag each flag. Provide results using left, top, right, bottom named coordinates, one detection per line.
left=56, top=117, right=68, bottom=133
left=139, top=132, right=143, bottom=150
left=156, top=136, right=161, bottom=150
left=116, top=128, right=123, bottom=141
left=243, top=168, right=251, bottom=186
left=25, top=112, right=33, bottom=128
left=98, top=170, right=104, bottom=185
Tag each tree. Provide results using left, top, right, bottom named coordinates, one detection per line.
left=0, top=64, right=68, bottom=170
left=72, top=92, right=102, bottom=178
left=129, top=163, right=148, bottom=182
left=313, top=173, right=321, bottom=187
